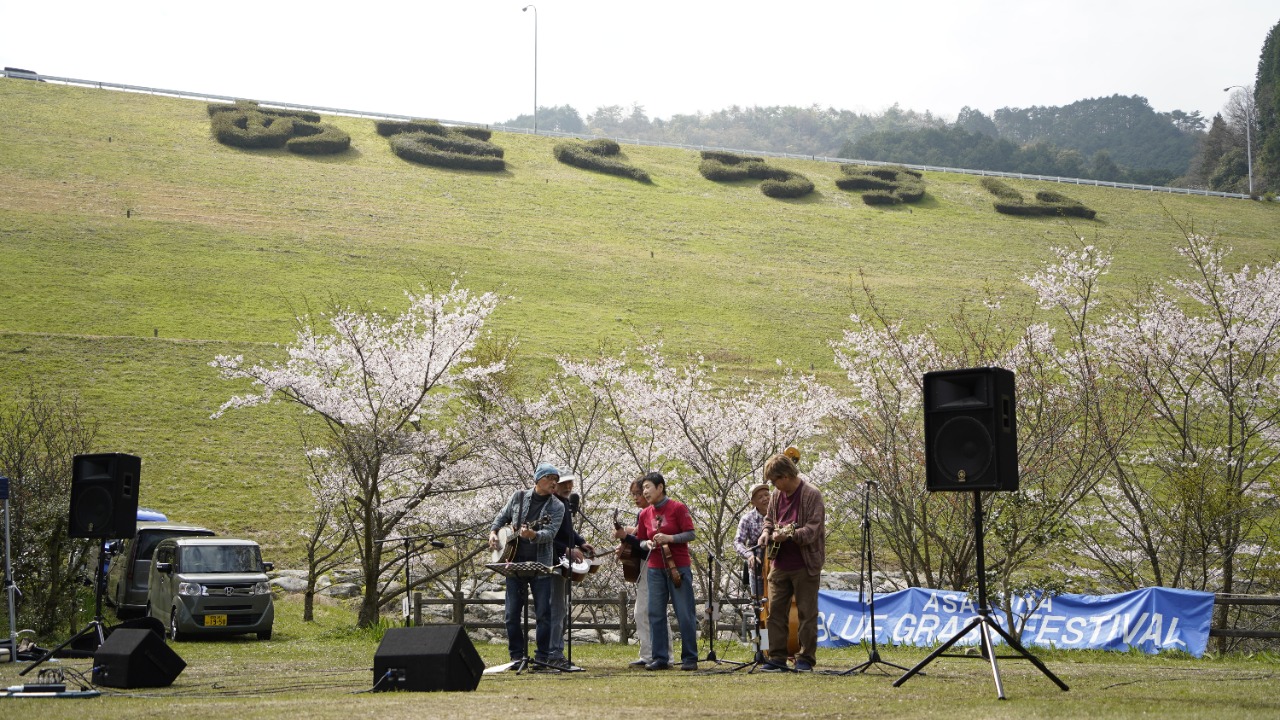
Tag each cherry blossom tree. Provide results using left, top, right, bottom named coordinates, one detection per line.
left=830, top=261, right=1125, bottom=609
left=211, top=284, right=506, bottom=627
left=1087, top=225, right=1280, bottom=643
left=561, top=344, right=839, bottom=615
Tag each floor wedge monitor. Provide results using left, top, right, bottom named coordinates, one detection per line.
left=93, top=628, right=185, bottom=688
left=373, top=625, right=483, bottom=692
left=923, top=367, right=1018, bottom=492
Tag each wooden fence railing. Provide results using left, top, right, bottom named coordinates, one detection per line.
left=410, top=592, right=751, bottom=639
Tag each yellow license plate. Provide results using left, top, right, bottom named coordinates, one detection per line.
left=203, top=614, right=228, bottom=627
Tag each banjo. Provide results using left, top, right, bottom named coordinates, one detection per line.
left=491, top=514, right=553, bottom=564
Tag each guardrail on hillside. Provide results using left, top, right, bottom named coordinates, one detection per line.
left=2, top=69, right=1252, bottom=202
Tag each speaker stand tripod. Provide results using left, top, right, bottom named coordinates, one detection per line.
left=893, top=491, right=1068, bottom=699
left=836, top=480, right=909, bottom=676
left=21, top=551, right=110, bottom=676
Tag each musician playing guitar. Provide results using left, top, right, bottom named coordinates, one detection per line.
left=488, top=463, right=565, bottom=667
left=634, top=471, right=700, bottom=671
left=613, top=476, right=660, bottom=667
left=757, top=452, right=826, bottom=672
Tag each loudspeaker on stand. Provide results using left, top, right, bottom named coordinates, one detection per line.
left=923, top=367, right=1018, bottom=492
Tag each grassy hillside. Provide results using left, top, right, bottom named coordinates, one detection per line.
left=1, top=78, right=1276, bottom=565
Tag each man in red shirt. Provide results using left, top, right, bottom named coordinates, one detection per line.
left=635, top=471, right=699, bottom=671
left=759, top=453, right=826, bottom=672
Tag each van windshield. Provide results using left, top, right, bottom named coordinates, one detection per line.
left=178, top=545, right=262, bottom=573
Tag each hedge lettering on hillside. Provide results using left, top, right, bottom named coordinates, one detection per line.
left=979, top=177, right=1097, bottom=219
left=553, top=138, right=651, bottom=182
left=697, top=151, right=814, bottom=199
left=836, top=165, right=926, bottom=205
left=379, top=120, right=505, bottom=172
left=208, top=102, right=349, bottom=155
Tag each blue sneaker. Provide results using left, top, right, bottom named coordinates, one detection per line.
left=795, top=659, right=813, bottom=672
left=758, top=661, right=787, bottom=672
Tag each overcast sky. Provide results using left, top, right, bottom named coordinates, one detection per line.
left=3, top=2, right=1275, bottom=126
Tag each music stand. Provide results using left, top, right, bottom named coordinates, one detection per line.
left=485, top=561, right=561, bottom=675
left=834, top=481, right=909, bottom=676
left=893, top=492, right=1068, bottom=699
left=701, top=553, right=748, bottom=670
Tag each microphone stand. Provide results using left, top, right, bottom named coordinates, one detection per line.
left=836, top=480, right=909, bottom=676
left=375, top=534, right=446, bottom=627
left=701, top=552, right=747, bottom=669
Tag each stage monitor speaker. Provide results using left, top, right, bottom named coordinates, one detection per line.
left=373, top=625, right=483, bottom=692
left=92, top=628, right=185, bottom=688
left=69, top=452, right=140, bottom=539
left=923, top=367, right=1018, bottom=492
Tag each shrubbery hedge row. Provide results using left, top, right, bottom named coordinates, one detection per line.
left=553, top=139, right=651, bottom=182
left=208, top=102, right=348, bottom=155
left=211, top=110, right=294, bottom=149
left=979, top=177, right=1024, bottom=202
left=208, top=101, right=321, bottom=123
left=761, top=173, right=815, bottom=198
left=698, top=151, right=813, bottom=198
left=377, top=120, right=493, bottom=142
left=389, top=132, right=505, bottom=171
left=699, top=150, right=766, bottom=165
left=980, top=177, right=1096, bottom=219
left=287, top=121, right=352, bottom=155
left=861, top=190, right=899, bottom=205
left=837, top=165, right=926, bottom=205
left=376, top=119, right=448, bottom=137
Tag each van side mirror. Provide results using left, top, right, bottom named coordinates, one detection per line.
left=155, top=562, right=173, bottom=574
left=262, top=562, right=274, bottom=572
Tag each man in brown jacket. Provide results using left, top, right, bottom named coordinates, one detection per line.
left=758, top=452, right=825, bottom=671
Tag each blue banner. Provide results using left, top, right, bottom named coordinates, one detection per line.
left=817, top=587, right=1214, bottom=657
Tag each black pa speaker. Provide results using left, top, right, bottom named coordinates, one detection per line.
left=69, top=453, right=140, bottom=539
left=923, top=367, right=1018, bottom=492
left=373, top=625, right=483, bottom=692
left=92, top=628, right=186, bottom=688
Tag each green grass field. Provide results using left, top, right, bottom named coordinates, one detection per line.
left=2, top=596, right=1278, bottom=719
left=1, top=77, right=1277, bottom=566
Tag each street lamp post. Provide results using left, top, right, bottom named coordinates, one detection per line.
left=1224, top=85, right=1254, bottom=196
left=523, top=5, right=537, bottom=134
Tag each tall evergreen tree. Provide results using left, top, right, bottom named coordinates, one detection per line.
left=1256, top=19, right=1280, bottom=192
left=1184, top=114, right=1236, bottom=188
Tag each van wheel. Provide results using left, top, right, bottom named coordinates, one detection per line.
left=257, top=628, right=272, bottom=641
left=168, top=608, right=184, bottom=642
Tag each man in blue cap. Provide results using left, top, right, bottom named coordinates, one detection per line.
left=489, top=463, right=565, bottom=667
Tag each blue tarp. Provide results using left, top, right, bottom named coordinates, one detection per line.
left=817, top=586, right=1215, bottom=657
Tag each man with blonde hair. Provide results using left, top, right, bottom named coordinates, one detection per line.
left=758, top=453, right=825, bottom=672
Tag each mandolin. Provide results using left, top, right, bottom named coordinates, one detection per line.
left=654, top=516, right=683, bottom=588
left=766, top=522, right=797, bottom=561
left=613, top=509, right=643, bottom=583
left=491, top=514, right=553, bottom=564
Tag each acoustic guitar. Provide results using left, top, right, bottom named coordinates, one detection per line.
left=613, top=509, right=643, bottom=583
left=759, top=524, right=800, bottom=658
